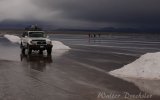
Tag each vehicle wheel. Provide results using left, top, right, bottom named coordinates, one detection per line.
left=28, top=49, right=32, bottom=55
left=21, top=48, right=25, bottom=54
left=20, top=42, right=23, bottom=48
left=47, top=48, right=52, bottom=55
left=27, top=44, right=32, bottom=55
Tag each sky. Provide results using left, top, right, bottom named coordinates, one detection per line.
left=0, top=0, right=160, bottom=31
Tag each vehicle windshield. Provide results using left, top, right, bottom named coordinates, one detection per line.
left=29, top=32, right=45, bottom=37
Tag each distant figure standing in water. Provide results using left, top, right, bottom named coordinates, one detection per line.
left=89, top=33, right=102, bottom=38
left=88, top=33, right=91, bottom=38
left=93, top=34, right=96, bottom=38
left=98, top=33, right=101, bottom=37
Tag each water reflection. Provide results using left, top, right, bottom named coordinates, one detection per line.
left=116, top=77, right=160, bottom=96
left=20, top=50, right=69, bottom=72
left=20, top=54, right=53, bottom=72
left=52, top=50, right=69, bottom=58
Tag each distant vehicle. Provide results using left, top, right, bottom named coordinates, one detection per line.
left=20, top=25, right=53, bottom=55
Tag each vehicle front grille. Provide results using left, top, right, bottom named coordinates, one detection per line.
left=33, top=40, right=46, bottom=45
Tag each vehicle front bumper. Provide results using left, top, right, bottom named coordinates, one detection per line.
left=28, top=44, right=53, bottom=50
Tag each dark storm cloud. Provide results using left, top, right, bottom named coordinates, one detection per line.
left=0, top=0, right=160, bottom=29
left=32, top=0, right=160, bottom=25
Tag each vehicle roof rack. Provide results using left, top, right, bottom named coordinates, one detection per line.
left=25, top=25, right=42, bottom=31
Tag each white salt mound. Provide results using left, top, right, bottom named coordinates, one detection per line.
left=4, top=34, right=71, bottom=50
left=109, top=52, right=160, bottom=79
left=52, top=41, right=70, bottom=50
left=4, top=34, right=21, bottom=43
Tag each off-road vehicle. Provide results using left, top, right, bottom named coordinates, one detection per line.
left=20, top=25, right=53, bottom=55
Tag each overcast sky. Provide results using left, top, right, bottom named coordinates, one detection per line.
left=0, top=0, right=160, bottom=30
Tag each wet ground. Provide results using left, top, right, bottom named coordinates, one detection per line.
left=0, top=33, right=160, bottom=100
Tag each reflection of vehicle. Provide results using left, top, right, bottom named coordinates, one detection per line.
left=21, top=53, right=53, bottom=71
left=20, top=25, right=53, bottom=55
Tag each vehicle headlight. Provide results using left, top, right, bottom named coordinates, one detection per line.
left=30, top=40, right=36, bottom=45
left=46, top=41, right=52, bottom=45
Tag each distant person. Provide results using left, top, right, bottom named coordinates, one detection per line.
left=94, top=34, right=96, bottom=38
left=88, top=33, right=91, bottom=38
left=90, top=34, right=92, bottom=38
left=98, top=33, right=101, bottom=37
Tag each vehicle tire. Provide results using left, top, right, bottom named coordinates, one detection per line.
left=21, top=48, right=25, bottom=54
left=27, top=45, right=32, bottom=55
left=21, top=42, right=25, bottom=54
left=47, top=48, right=52, bottom=55
left=20, top=42, right=23, bottom=48
left=28, top=49, right=32, bottom=55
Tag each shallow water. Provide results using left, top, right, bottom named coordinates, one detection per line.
left=0, top=33, right=160, bottom=100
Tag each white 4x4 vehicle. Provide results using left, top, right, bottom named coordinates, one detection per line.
left=20, top=31, right=53, bottom=55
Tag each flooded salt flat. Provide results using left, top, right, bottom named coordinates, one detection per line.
left=0, top=33, right=160, bottom=100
